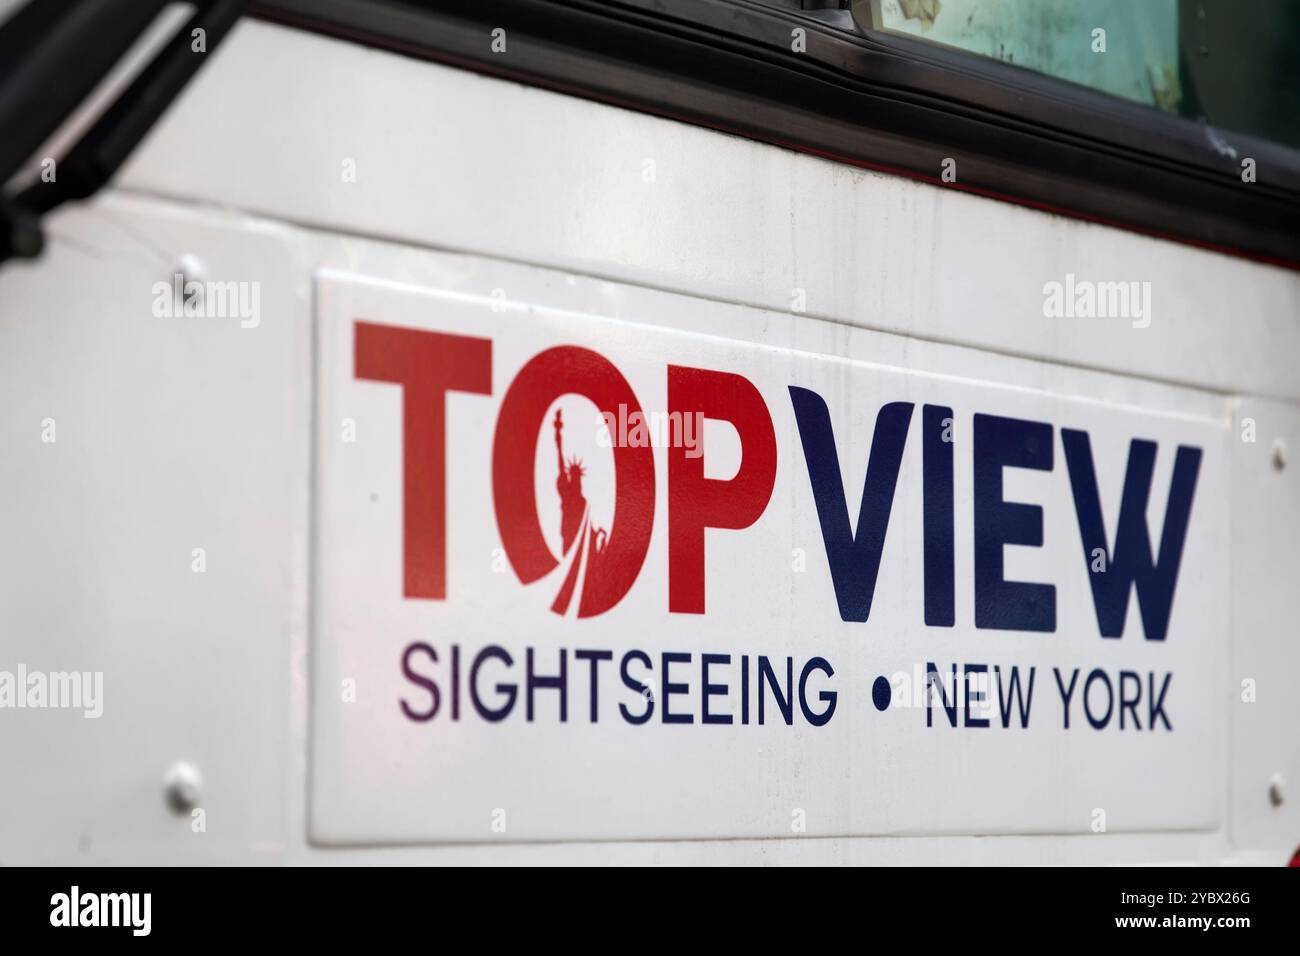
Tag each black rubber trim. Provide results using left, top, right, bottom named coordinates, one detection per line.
left=0, top=0, right=249, bottom=264
left=250, top=0, right=1300, bottom=270
left=0, top=0, right=170, bottom=184
left=20, top=0, right=248, bottom=215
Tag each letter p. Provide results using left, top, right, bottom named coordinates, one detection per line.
left=667, top=366, right=776, bottom=613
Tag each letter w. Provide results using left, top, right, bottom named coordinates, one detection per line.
left=1061, top=430, right=1201, bottom=641
left=789, top=388, right=912, bottom=622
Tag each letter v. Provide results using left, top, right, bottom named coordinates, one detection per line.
left=789, top=388, right=913, bottom=622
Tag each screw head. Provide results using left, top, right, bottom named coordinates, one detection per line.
left=163, top=761, right=202, bottom=814
left=1272, top=438, right=1287, bottom=471
left=173, top=253, right=204, bottom=287
left=1269, top=773, right=1285, bottom=808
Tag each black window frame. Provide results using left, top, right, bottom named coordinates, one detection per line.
left=10, top=0, right=1289, bottom=269
left=227, top=0, right=1300, bottom=268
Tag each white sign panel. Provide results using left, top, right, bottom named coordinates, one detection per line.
left=310, top=270, right=1227, bottom=843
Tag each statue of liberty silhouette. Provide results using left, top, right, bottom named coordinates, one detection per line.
left=549, top=408, right=607, bottom=615
left=553, top=408, right=607, bottom=556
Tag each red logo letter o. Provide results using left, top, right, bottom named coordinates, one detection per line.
left=492, top=347, right=654, bottom=617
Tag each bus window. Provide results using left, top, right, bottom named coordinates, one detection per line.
left=856, top=0, right=1300, bottom=149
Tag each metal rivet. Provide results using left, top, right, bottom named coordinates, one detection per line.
left=1272, top=438, right=1287, bottom=471
left=163, top=761, right=202, bottom=814
left=173, top=253, right=203, bottom=287
left=1269, top=773, right=1285, bottom=808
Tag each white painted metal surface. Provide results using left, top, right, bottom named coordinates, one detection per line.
left=0, top=19, right=1297, bottom=864
left=312, top=269, right=1226, bottom=843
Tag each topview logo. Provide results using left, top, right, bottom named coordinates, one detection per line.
left=354, top=321, right=1200, bottom=638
